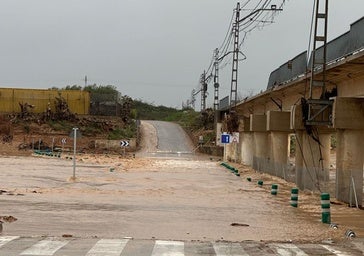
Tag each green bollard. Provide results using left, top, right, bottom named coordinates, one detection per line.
left=290, top=188, right=299, bottom=207
left=271, top=184, right=278, bottom=195
left=257, top=180, right=263, bottom=186
left=321, top=193, right=331, bottom=224
left=247, top=177, right=252, bottom=182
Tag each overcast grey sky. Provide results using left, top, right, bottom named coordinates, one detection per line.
left=0, top=1, right=363, bottom=109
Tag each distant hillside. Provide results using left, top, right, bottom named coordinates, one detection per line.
left=133, top=100, right=190, bottom=121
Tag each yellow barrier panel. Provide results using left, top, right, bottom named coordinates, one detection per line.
left=0, top=88, right=90, bottom=114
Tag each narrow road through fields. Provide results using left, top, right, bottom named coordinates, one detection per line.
left=137, top=120, right=195, bottom=157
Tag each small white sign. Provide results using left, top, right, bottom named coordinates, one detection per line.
left=231, top=132, right=239, bottom=143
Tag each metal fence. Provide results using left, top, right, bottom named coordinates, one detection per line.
left=267, top=51, right=307, bottom=89
left=267, top=16, right=364, bottom=89
left=219, top=96, right=229, bottom=110
left=89, top=92, right=122, bottom=116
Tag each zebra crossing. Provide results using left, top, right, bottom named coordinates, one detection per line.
left=0, top=236, right=362, bottom=256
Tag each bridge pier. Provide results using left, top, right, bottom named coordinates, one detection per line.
left=269, top=132, right=289, bottom=178
left=299, top=132, right=330, bottom=191
left=333, top=97, right=364, bottom=206
left=291, top=105, right=330, bottom=191
left=250, top=114, right=269, bottom=171
left=240, top=131, right=253, bottom=166
left=336, top=130, right=363, bottom=206
left=295, top=130, right=304, bottom=189
left=267, top=111, right=291, bottom=179
left=252, top=132, right=269, bottom=172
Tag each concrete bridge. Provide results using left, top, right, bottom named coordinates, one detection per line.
left=219, top=17, right=364, bottom=206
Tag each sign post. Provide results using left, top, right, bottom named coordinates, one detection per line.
left=221, top=133, right=231, bottom=161
left=120, top=140, right=130, bottom=156
left=61, top=138, right=66, bottom=152
left=69, top=128, right=81, bottom=180
left=72, top=128, right=78, bottom=180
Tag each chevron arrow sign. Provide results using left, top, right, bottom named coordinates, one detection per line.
left=120, top=140, right=130, bottom=147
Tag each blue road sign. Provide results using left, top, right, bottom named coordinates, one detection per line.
left=221, top=134, right=230, bottom=144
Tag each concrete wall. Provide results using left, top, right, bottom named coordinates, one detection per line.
left=95, top=138, right=137, bottom=152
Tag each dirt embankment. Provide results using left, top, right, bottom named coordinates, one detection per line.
left=0, top=114, right=133, bottom=157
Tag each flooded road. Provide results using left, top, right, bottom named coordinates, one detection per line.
left=0, top=121, right=363, bottom=246
left=0, top=156, right=344, bottom=242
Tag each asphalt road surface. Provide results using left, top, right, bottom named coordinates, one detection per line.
left=0, top=120, right=363, bottom=255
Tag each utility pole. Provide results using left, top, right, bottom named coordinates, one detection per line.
left=84, top=75, right=87, bottom=88
left=213, top=48, right=220, bottom=111
left=306, top=0, right=332, bottom=125
left=191, top=89, right=196, bottom=110
left=229, top=2, right=240, bottom=109
left=200, top=71, right=207, bottom=111
left=229, top=4, right=283, bottom=109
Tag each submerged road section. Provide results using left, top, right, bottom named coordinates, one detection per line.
left=137, top=120, right=195, bottom=157
left=0, top=121, right=363, bottom=254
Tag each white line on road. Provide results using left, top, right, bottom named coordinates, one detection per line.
left=0, top=236, right=19, bottom=248
left=213, top=242, right=249, bottom=256
left=151, top=240, right=184, bottom=256
left=270, top=243, right=308, bottom=256
left=86, top=239, right=129, bottom=256
left=320, top=245, right=351, bottom=256
left=20, top=239, right=69, bottom=255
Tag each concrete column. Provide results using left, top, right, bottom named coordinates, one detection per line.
left=216, top=123, right=223, bottom=146
left=267, top=111, right=292, bottom=178
left=291, top=104, right=331, bottom=191
left=295, top=131, right=304, bottom=189
left=320, top=133, right=331, bottom=191
left=253, top=132, right=269, bottom=171
left=226, top=143, right=233, bottom=162
left=336, top=129, right=364, bottom=206
left=241, top=132, right=253, bottom=166
left=230, top=141, right=240, bottom=162
left=250, top=114, right=269, bottom=171
left=301, top=132, right=331, bottom=191
left=332, top=97, right=364, bottom=205
left=270, top=132, right=289, bottom=179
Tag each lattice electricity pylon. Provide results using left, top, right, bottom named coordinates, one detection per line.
left=306, top=0, right=333, bottom=126
left=213, top=48, right=220, bottom=111
left=229, top=2, right=240, bottom=109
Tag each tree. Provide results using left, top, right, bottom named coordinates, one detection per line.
left=64, top=85, right=82, bottom=90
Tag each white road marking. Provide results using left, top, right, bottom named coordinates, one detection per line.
left=213, top=242, right=249, bottom=256
left=270, top=243, right=308, bottom=256
left=20, top=239, right=69, bottom=255
left=86, top=239, right=129, bottom=256
left=320, top=245, right=351, bottom=256
left=0, top=236, right=19, bottom=248
left=151, top=240, right=184, bottom=256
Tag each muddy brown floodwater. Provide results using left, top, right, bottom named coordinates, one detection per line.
left=0, top=121, right=363, bottom=245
